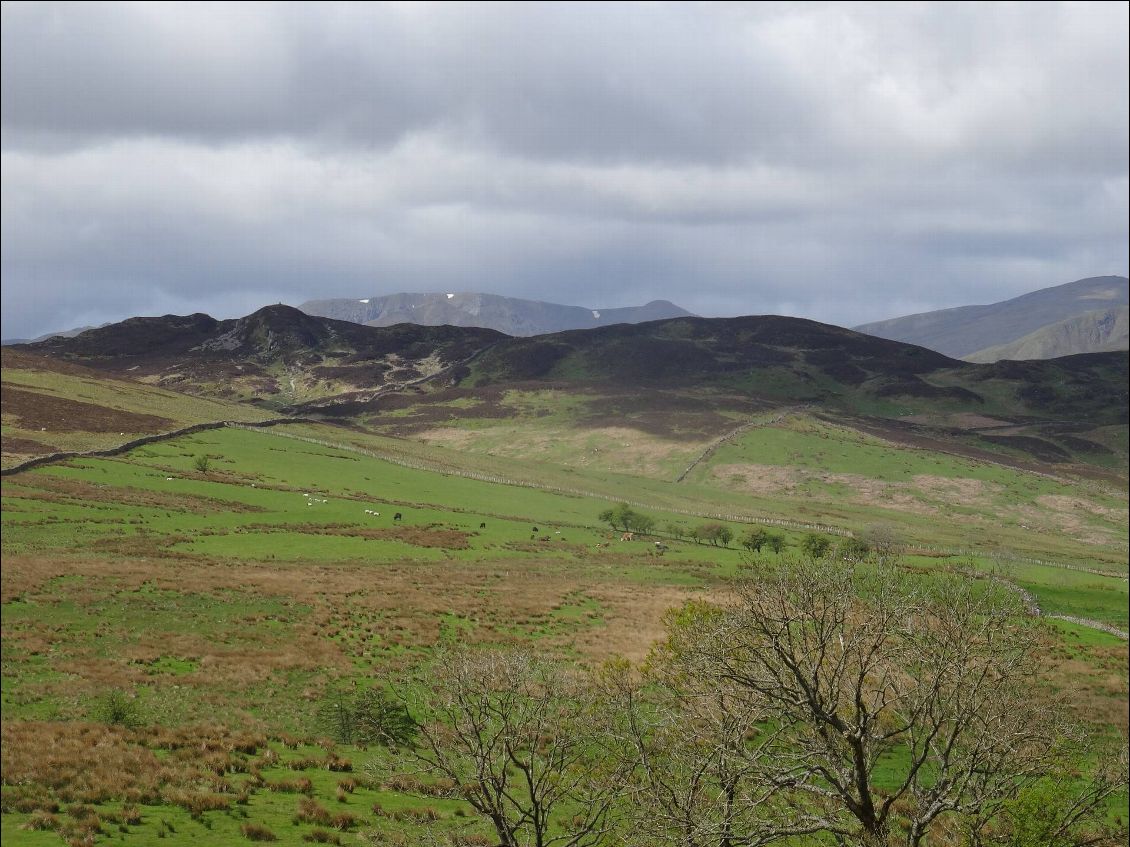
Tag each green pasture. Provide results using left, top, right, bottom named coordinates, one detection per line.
left=283, top=417, right=1129, bottom=572
left=1, top=427, right=757, bottom=572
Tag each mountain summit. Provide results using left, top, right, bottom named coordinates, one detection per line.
left=298, top=292, right=693, bottom=336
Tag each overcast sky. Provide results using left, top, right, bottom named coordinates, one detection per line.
left=2, top=1, right=1127, bottom=339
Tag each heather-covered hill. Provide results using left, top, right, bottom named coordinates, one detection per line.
left=17, top=305, right=504, bottom=404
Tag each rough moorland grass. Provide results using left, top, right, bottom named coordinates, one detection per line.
left=1, top=424, right=1125, bottom=846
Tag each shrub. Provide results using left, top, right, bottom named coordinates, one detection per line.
left=800, top=532, right=832, bottom=559
left=94, top=689, right=141, bottom=728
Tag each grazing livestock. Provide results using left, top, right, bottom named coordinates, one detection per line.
left=393, top=513, right=403, bottom=522
left=532, top=527, right=539, bottom=533
left=621, top=532, right=634, bottom=542
left=479, top=522, right=487, bottom=529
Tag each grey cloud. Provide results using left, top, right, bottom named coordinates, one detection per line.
left=1, top=2, right=1127, bottom=339
left=8, top=2, right=1122, bottom=168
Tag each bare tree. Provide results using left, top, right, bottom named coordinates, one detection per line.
left=615, top=559, right=1126, bottom=847
left=385, top=648, right=624, bottom=847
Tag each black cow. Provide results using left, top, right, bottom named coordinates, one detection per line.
left=393, top=512, right=403, bottom=522
left=479, top=522, right=487, bottom=529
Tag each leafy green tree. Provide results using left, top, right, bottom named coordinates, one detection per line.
left=716, top=526, right=733, bottom=547
left=193, top=455, right=212, bottom=474
left=837, top=537, right=871, bottom=562
left=800, top=532, right=831, bottom=559
left=742, top=528, right=770, bottom=552
left=664, top=522, right=686, bottom=540
left=766, top=532, right=786, bottom=554
left=633, top=514, right=656, bottom=535
left=695, top=523, right=724, bottom=546
left=600, top=504, right=655, bottom=535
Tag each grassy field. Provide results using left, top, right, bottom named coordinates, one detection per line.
left=2, top=419, right=1127, bottom=845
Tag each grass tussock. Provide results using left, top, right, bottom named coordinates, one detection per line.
left=240, top=821, right=278, bottom=841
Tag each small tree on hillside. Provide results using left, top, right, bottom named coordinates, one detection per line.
left=318, top=686, right=416, bottom=747
left=742, top=528, right=770, bottom=553
left=766, top=532, right=786, bottom=554
left=193, top=455, right=212, bottom=474
left=600, top=504, right=655, bottom=535
left=837, top=536, right=871, bottom=562
left=633, top=513, right=656, bottom=536
left=695, top=523, right=725, bottom=546
left=800, top=532, right=831, bottom=559
left=861, top=522, right=903, bottom=563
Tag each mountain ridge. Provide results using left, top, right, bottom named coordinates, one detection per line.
left=298, top=291, right=695, bottom=336
left=964, top=306, right=1128, bottom=363
left=854, top=275, right=1129, bottom=360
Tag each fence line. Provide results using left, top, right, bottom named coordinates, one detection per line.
left=910, top=543, right=1128, bottom=580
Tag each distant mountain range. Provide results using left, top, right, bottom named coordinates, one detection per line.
left=854, top=275, right=1128, bottom=361
left=8, top=276, right=1127, bottom=362
left=298, top=292, right=694, bottom=336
